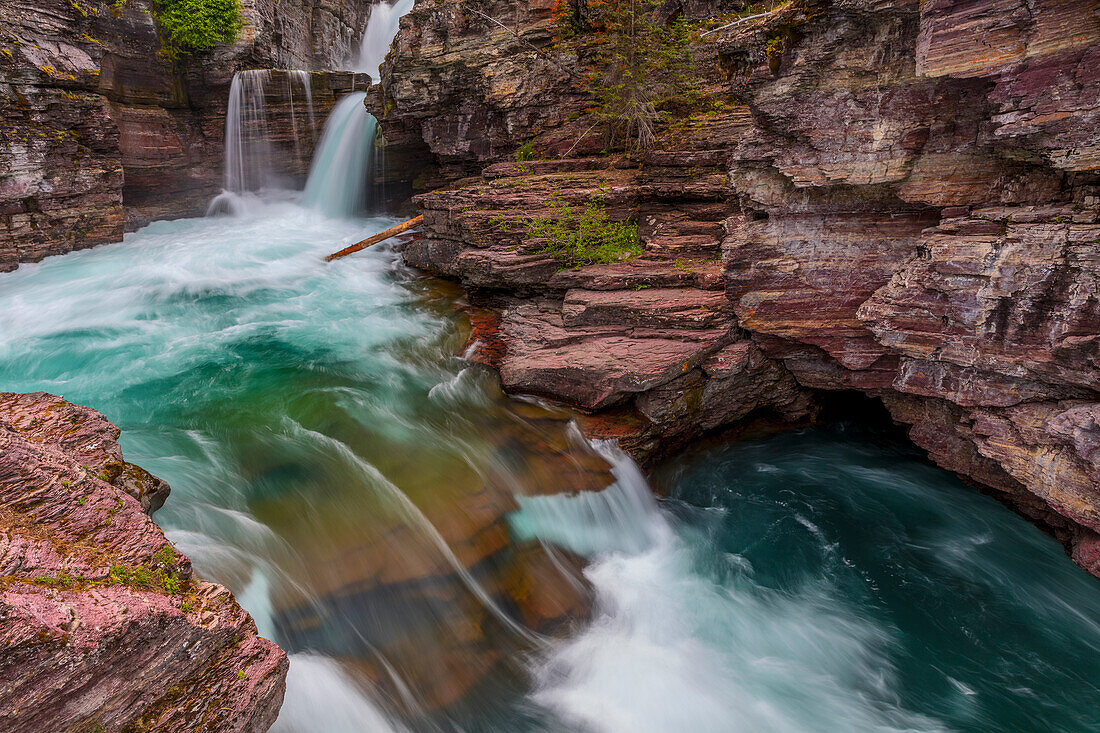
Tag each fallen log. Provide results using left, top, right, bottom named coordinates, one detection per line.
left=324, top=215, right=424, bottom=261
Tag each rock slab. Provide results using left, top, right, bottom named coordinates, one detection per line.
left=0, top=392, right=287, bottom=732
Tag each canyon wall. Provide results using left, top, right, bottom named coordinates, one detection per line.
left=371, top=0, right=1100, bottom=574
left=0, top=0, right=372, bottom=271
left=0, top=392, right=287, bottom=731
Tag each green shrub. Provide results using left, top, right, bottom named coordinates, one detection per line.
left=155, top=0, right=243, bottom=54
left=527, top=198, right=642, bottom=267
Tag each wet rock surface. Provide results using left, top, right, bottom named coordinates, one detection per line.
left=0, top=392, right=287, bottom=732
left=376, top=0, right=1100, bottom=574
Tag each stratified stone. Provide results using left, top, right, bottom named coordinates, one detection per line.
left=859, top=208, right=1100, bottom=404
left=562, top=288, right=730, bottom=329
left=382, top=0, right=1100, bottom=577
left=0, top=392, right=287, bottom=732
left=498, top=300, right=731, bottom=410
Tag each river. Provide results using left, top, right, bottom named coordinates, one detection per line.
left=2, top=194, right=1099, bottom=731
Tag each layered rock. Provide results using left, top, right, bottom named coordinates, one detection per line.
left=374, top=0, right=1100, bottom=574
left=408, top=150, right=815, bottom=458
left=0, top=392, right=287, bottom=731
left=0, top=0, right=372, bottom=271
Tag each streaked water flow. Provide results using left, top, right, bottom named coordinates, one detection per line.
left=301, top=92, right=378, bottom=217
left=3, top=83, right=1100, bottom=732
left=354, top=0, right=416, bottom=82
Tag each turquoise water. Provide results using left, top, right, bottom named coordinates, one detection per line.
left=646, top=429, right=1100, bottom=732
left=1, top=203, right=1099, bottom=732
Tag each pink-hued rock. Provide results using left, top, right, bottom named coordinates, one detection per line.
left=969, top=402, right=1100, bottom=534
left=497, top=300, right=732, bottom=410
left=859, top=209, right=1100, bottom=404
left=0, top=392, right=287, bottom=732
left=562, top=288, right=730, bottom=329
left=0, top=392, right=170, bottom=513
left=377, top=0, right=1100, bottom=573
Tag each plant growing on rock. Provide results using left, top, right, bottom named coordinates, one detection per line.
left=563, top=0, right=700, bottom=150
left=526, top=198, right=642, bottom=267
left=154, top=0, right=243, bottom=54
left=515, top=140, right=536, bottom=161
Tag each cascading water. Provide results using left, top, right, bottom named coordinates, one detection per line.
left=220, top=69, right=316, bottom=199
left=223, top=70, right=275, bottom=194
left=354, top=0, right=416, bottom=82
left=285, top=70, right=316, bottom=166
left=5, top=33, right=1100, bottom=731
left=300, top=92, right=378, bottom=218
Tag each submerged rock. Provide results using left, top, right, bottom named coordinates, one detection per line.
left=0, top=392, right=287, bottom=732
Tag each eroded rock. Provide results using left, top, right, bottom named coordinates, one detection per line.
left=0, top=392, right=287, bottom=732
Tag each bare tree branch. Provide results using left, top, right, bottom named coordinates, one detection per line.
left=700, top=11, right=772, bottom=37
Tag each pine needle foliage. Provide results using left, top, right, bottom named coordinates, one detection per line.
left=557, top=0, right=699, bottom=151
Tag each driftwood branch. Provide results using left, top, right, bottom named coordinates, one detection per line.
left=324, top=215, right=424, bottom=261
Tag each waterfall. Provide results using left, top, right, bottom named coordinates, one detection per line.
left=354, top=0, right=416, bottom=82
left=285, top=70, right=316, bottom=167
left=301, top=92, right=377, bottom=218
left=223, top=70, right=273, bottom=194
left=221, top=69, right=315, bottom=195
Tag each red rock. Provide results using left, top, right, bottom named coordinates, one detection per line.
left=498, top=301, right=731, bottom=410
left=562, top=288, right=730, bottom=329
left=0, top=393, right=286, bottom=731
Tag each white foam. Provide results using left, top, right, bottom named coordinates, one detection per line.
left=272, top=654, right=407, bottom=733
left=516, top=445, right=949, bottom=733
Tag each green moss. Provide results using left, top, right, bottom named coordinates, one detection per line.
left=32, top=571, right=82, bottom=589
left=154, top=0, right=243, bottom=54
left=526, top=198, right=642, bottom=268
left=109, top=563, right=183, bottom=595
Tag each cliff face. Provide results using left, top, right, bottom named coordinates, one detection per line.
left=0, top=0, right=371, bottom=272
left=0, top=392, right=287, bottom=731
left=374, top=0, right=1100, bottom=573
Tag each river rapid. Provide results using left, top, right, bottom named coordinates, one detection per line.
left=1, top=200, right=1099, bottom=732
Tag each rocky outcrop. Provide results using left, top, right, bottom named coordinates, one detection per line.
left=408, top=154, right=815, bottom=457
left=0, top=392, right=287, bottom=731
left=0, top=0, right=372, bottom=271
left=372, top=0, right=1100, bottom=574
